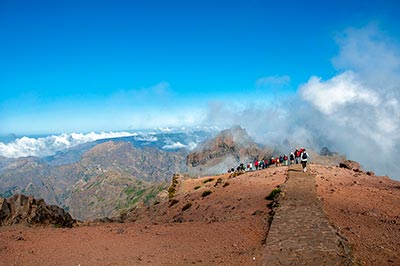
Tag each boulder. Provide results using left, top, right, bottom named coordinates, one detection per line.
left=0, top=194, right=75, bottom=227
left=339, top=160, right=361, bottom=172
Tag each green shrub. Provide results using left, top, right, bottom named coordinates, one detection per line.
left=168, top=186, right=176, bottom=199
left=229, top=171, right=244, bottom=178
left=203, top=178, right=215, bottom=184
left=169, top=199, right=179, bottom=207
left=214, top=178, right=223, bottom=187
left=182, top=202, right=192, bottom=211
left=265, top=187, right=281, bottom=200
left=201, top=190, right=212, bottom=197
left=194, top=185, right=201, bottom=190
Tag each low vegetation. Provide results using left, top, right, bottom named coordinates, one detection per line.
left=214, top=178, right=223, bottom=187
left=229, top=171, right=244, bottom=178
left=182, top=202, right=192, bottom=211
left=265, top=187, right=281, bottom=200
left=201, top=190, right=212, bottom=197
left=169, top=199, right=179, bottom=207
left=203, top=178, right=215, bottom=184
left=168, top=174, right=181, bottom=199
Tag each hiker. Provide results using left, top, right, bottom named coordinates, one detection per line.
left=295, top=148, right=301, bottom=164
left=289, top=151, right=295, bottom=165
left=300, top=148, right=309, bottom=172
left=270, top=157, right=275, bottom=167
left=254, top=159, right=259, bottom=170
left=283, top=154, right=288, bottom=166
left=259, top=160, right=264, bottom=169
left=264, top=159, right=269, bottom=168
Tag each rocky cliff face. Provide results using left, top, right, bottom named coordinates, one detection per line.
left=0, top=194, right=75, bottom=227
left=186, top=126, right=273, bottom=176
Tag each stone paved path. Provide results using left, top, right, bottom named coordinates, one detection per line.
left=261, top=165, right=352, bottom=265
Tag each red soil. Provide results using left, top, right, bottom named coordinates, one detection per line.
left=1, top=164, right=399, bottom=266
left=313, top=164, right=400, bottom=265
left=0, top=167, right=286, bottom=266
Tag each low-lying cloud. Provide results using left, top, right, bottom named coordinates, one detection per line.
left=0, top=131, right=135, bottom=158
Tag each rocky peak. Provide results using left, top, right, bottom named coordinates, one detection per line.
left=186, top=126, right=272, bottom=176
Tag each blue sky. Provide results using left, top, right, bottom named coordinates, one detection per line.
left=1, top=0, right=400, bottom=134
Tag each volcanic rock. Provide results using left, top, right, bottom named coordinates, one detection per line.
left=339, top=160, right=361, bottom=172
left=0, top=194, right=75, bottom=227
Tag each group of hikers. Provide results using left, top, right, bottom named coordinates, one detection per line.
left=228, top=147, right=309, bottom=174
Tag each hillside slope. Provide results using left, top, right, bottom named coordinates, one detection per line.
left=0, top=140, right=187, bottom=220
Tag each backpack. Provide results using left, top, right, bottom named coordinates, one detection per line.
left=302, top=153, right=307, bottom=160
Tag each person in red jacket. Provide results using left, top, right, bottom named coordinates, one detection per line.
left=295, top=148, right=301, bottom=164
left=283, top=154, right=288, bottom=166
left=270, top=157, right=275, bottom=166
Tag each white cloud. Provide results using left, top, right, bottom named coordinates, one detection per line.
left=162, top=141, right=187, bottom=150
left=133, top=134, right=158, bottom=142
left=0, top=131, right=135, bottom=158
left=300, top=71, right=380, bottom=115
left=300, top=25, right=400, bottom=178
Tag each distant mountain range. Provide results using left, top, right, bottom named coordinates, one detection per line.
left=0, top=128, right=215, bottom=220
left=0, top=126, right=343, bottom=221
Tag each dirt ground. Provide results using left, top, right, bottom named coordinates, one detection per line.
left=312, top=164, right=400, bottom=266
left=0, top=167, right=286, bottom=266
left=1, top=164, right=399, bottom=266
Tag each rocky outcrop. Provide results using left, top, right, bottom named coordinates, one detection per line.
left=0, top=194, right=75, bottom=227
left=186, top=126, right=273, bottom=176
left=339, top=160, right=361, bottom=171
left=320, top=146, right=334, bottom=156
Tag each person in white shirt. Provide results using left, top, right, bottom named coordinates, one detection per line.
left=300, top=149, right=309, bottom=172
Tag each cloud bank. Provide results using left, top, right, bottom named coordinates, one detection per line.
left=206, top=25, right=400, bottom=179
left=0, top=131, right=135, bottom=158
